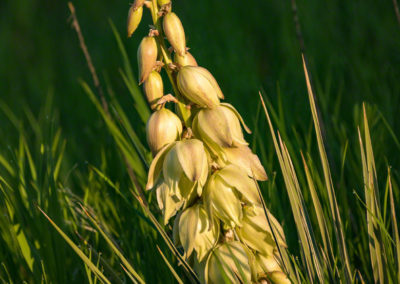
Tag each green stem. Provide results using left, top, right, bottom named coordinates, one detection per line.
left=149, top=0, right=191, bottom=125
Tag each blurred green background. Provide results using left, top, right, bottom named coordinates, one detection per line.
left=1, top=0, right=399, bottom=165
left=1, top=0, right=400, bottom=282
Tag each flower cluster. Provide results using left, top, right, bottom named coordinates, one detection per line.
left=128, top=1, right=290, bottom=283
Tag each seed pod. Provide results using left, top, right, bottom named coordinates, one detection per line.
left=146, top=139, right=208, bottom=201
left=174, top=51, right=198, bottom=67
left=236, top=205, right=286, bottom=256
left=206, top=241, right=252, bottom=284
left=177, top=66, right=222, bottom=108
left=127, top=5, right=143, bottom=37
left=174, top=203, right=219, bottom=261
left=192, top=103, right=251, bottom=158
left=163, top=12, right=186, bottom=56
left=158, top=0, right=171, bottom=5
left=137, top=36, right=158, bottom=84
left=143, top=71, right=163, bottom=109
left=156, top=181, right=184, bottom=225
left=146, top=108, right=182, bottom=155
left=223, top=146, right=268, bottom=181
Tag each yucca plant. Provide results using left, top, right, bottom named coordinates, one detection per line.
left=1, top=0, right=399, bottom=283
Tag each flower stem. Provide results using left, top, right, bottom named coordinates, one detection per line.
left=149, top=0, right=191, bottom=126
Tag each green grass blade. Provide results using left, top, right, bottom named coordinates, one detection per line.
left=37, top=206, right=111, bottom=284
left=157, top=246, right=184, bottom=284
left=79, top=205, right=145, bottom=284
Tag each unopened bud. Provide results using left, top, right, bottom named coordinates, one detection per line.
left=174, top=51, right=198, bottom=67
left=127, top=4, right=143, bottom=37
left=143, top=71, right=164, bottom=109
left=177, top=66, right=222, bottom=108
left=146, top=108, right=182, bottom=155
left=137, top=36, right=158, bottom=84
left=163, top=12, right=186, bottom=56
left=206, top=241, right=252, bottom=284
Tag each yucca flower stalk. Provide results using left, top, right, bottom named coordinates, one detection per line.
left=128, top=1, right=290, bottom=282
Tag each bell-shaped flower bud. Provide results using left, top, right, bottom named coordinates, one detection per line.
left=163, top=12, right=186, bottom=56
left=127, top=3, right=143, bottom=37
left=223, top=146, right=268, bottom=181
left=192, top=103, right=251, bottom=157
left=205, top=241, right=252, bottom=284
left=146, top=108, right=182, bottom=155
left=205, top=165, right=257, bottom=228
left=252, top=253, right=290, bottom=284
left=146, top=139, right=208, bottom=202
left=137, top=36, right=158, bottom=84
left=237, top=205, right=286, bottom=256
left=174, top=203, right=219, bottom=261
left=143, top=71, right=164, bottom=109
left=174, top=51, right=198, bottom=67
left=156, top=181, right=184, bottom=225
left=177, top=66, right=222, bottom=108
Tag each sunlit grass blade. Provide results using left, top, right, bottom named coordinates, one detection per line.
left=259, top=92, right=324, bottom=282
left=37, top=206, right=111, bottom=284
left=388, top=169, right=400, bottom=283
left=301, top=152, right=335, bottom=274
left=358, top=105, right=386, bottom=283
left=301, top=55, right=352, bottom=282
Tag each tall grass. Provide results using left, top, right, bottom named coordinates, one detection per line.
left=1, top=3, right=400, bottom=284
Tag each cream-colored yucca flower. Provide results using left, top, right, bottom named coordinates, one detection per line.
left=223, top=145, right=268, bottom=181
left=177, top=66, right=223, bottom=108
left=192, top=103, right=251, bottom=156
left=174, top=203, right=219, bottom=261
left=237, top=205, right=286, bottom=256
left=146, top=108, right=182, bottom=155
left=205, top=241, right=252, bottom=284
left=204, top=164, right=261, bottom=228
left=146, top=139, right=208, bottom=200
left=253, top=252, right=290, bottom=284
left=156, top=181, right=184, bottom=225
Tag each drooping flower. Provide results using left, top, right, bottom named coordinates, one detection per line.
left=192, top=103, right=251, bottom=157
left=146, top=139, right=208, bottom=201
left=177, top=66, right=223, bottom=108
left=236, top=205, right=287, bottom=256
left=205, top=241, right=252, bottom=284
left=174, top=203, right=219, bottom=261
